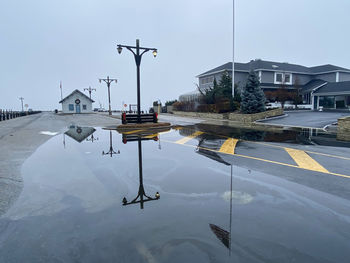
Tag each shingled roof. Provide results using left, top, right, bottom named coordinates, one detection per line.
left=314, top=81, right=350, bottom=95
left=197, top=60, right=350, bottom=77
left=302, top=79, right=328, bottom=93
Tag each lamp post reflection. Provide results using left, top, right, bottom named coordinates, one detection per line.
left=209, top=165, right=233, bottom=255
left=86, top=133, right=98, bottom=143
left=102, top=130, right=120, bottom=157
left=122, top=136, right=160, bottom=209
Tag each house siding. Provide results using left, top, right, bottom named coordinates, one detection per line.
left=293, top=74, right=312, bottom=85
left=261, top=71, right=274, bottom=83
left=314, top=72, right=336, bottom=82
left=198, top=71, right=248, bottom=92
left=339, top=72, right=350, bottom=82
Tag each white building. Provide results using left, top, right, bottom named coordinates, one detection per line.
left=59, top=89, right=94, bottom=113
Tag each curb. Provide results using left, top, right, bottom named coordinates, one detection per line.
left=255, top=114, right=288, bottom=122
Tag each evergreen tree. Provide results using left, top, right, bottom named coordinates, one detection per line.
left=241, top=71, right=266, bottom=113
left=217, top=71, right=232, bottom=99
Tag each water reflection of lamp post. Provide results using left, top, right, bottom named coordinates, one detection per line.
left=209, top=164, right=233, bottom=255
left=102, top=130, right=120, bottom=157
left=86, top=133, right=98, bottom=143
left=122, top=137, right=160, bottom=209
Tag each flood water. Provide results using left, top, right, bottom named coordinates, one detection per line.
left=1, top=126, right=350, bottom=262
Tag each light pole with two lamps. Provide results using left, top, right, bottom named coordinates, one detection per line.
left=84, top=86, right=97, bottom=100
left=117, top=39, right=157, bottom=123
left=99, top=76, right=117, bottom=116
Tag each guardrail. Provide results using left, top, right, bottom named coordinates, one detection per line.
left=0, top=110, right=41, bottom=122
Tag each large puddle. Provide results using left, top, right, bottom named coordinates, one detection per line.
left=1, top=125, right=350, bottom=262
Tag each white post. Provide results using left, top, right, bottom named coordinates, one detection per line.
left=232, top=0, right=235, bottom=97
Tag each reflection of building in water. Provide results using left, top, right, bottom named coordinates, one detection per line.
left=65, top=126, right=96, bottom=143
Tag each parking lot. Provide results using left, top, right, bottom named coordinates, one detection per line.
left=259, top=110, right=349, bottom=128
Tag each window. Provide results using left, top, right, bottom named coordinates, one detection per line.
left=83, top=105, right=87, bottom=110
left=276, top=73, right=283, bottom=83
left=284, top=74, right=291, bottom=83
left=201, top=76, right=214, bottom=85
left=274, top=72, right=292, bottom=84
left=69, top=104, right=74, bottom=111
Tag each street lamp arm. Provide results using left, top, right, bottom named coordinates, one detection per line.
left=140, top=49, right=150, bottom=56
left=118, top=44, right=157, bottom=51
left=126, top=47, right=136, bottom=56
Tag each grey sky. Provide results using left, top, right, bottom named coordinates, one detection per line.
left=1, top=0, right=350, bottom=111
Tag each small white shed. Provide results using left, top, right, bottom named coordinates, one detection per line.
left=59, top=89, right=94, bottom=114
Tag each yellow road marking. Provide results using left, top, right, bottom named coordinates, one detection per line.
left=143, top=134, right=158, bottom=139
left=219, top=138, right=238, bottom=155
left=253, top=141, right=350, bottom=161
left=161, top=139, right=350, bottom=179
left=186, top=129, right=350, bottom=162
left=122, top=129, right=144, bottom=134
left=285, top=148, right=329, bottom=173
left=177, top=128, right=350, bottom=162
left=175, top=131, right=203, bottom=144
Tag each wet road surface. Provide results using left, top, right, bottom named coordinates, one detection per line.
left=1, top=125, right=350, bottom=262
left=258, top=111, right=349, bottom=128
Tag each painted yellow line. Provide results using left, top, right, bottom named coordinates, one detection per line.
left=253, top=141, right=350, bottom=161
left=143, top=134, right=158, bottom=139
left=178, top=128, right=350, bottom=162
left=122, top=129, right=144, bottom=135
left=219, top=138, right=238, bottom=155
left=175, top=131, right=203, bottom=144
left=285, top=148, right=329, bottom=173
left=161, top=139, right=350, bottom=179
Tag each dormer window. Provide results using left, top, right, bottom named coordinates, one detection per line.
left=276, top=73, right=283, bottom=83
left=274, top=72, right=292, bottom=84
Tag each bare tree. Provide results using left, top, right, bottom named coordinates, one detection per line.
left=292, top=76, right=302, bottom=109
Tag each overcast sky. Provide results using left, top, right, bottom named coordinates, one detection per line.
left=1, top=0, right=350, bottom=111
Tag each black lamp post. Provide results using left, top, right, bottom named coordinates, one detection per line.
left=99, top=76, right=117, bottom=116
left=84, top=86, right=96, bottom=100
left=117, top=39, right=157, bottom=123
left=102, top=130, right=120, bottom=157
left=122, top=137, right=160, bottom=209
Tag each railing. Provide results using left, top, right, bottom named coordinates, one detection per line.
left=0, top=110, right=41, bottom=122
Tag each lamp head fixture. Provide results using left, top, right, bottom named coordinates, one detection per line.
left=152, top=49, right=157, bottom=58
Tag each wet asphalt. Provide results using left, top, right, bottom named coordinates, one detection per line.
left=1, top=113, right=350, bottom=262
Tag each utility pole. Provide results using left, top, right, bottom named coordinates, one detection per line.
left=99, top=76, right=117, bottom=115
left=84, top=86, right=96, bottom=99
left=19, top=97, right=24, bottom=112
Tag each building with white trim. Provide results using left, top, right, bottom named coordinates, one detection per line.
left=186, top=59, right=350, bottom=110
left=59, top=89, right=94, bottom=113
